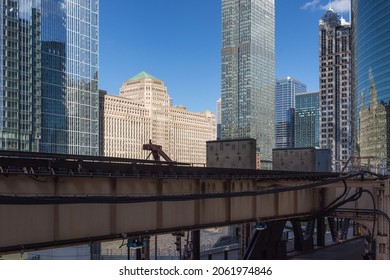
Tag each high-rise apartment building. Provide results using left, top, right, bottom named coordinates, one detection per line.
left=294, top=91, right=320, bottom=148
left=275, top=77, right=306, bottom=148
left=352, top=0, right=390, bottom=169
left=319, top=7, right=352, bottom=172
left=221, top=0, right=275, bottom=167
left=0, top=1, right=99, bottom=155
left=102, top=72, right=215, bottom=165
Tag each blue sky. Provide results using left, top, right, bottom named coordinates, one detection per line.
left=99, top=0, right=351, bottom=114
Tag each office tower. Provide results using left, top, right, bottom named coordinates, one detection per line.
left=216, top=98, right=221, bottom=139
left=0, top=1, right=41, bottom=152
left=352, top=0, right=390, bottom=169
left=102, top=72, right=215, bottom=165
left=319, top=7, right=352, bottom=172
left=294, top=91, right=320, bottom=148
left=0, top=1, right=99, bottom=155
left=221, top=0, right=275, bottom=168
left=275, top=77, right=307, bottom=148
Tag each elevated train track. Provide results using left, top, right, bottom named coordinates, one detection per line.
left=0, top=150, right=338, bottom=180
left=0, top=151, right=388, bottom=259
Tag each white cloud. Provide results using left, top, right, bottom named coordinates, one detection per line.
left=301, top=0, right=351, bottom=14
left=301, top=0, right=321, bottom=11
left=320, top=0, right=350, bottom=14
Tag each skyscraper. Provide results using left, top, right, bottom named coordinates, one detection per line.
left=0, top=1, right=41, bottom=152
left=352, top=0, right=390, bottom=169
left=295, top=91, right=320, bottom=148
left=275, top=77, right=307, bottom=148
left=216, top=98, right=221, bottom=139
left=319, top=7, right=352, bottom=171
left=221, top=0, right=275, bottom=167
left=0, top=0, right=99, bottom=155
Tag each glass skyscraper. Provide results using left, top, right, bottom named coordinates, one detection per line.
left=275, top=77, right=306, bottom=148
left=294, top=91, right=319, bottom=148
left=216, top=98, right=221, bottom=140
left=221, top=0, right=275, bottom=166
left=352, top=0, right=390, bottom=168
left=0, top=0, right=99, bottom=155
left=0, top=1, right=41, bottom=152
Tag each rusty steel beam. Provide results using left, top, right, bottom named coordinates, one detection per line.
left=0, top=150, right=387, bottom=257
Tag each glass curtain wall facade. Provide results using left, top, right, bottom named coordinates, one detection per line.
left=319, top=8, right=352, bottom=172
left=216, top=98, right=221, bottom=139
left=275, top=77, right=306, bottom=148
left=221, top=0, right=275, bottom=166
left=352, top=0, right=390, bottom=169
left=40, top=0, right=99, bottom=155
left=0, top=0, right=99, bottom=155
left=294, top=91, right=319, bottom=148
left=0, top=0, right=42, bottom=152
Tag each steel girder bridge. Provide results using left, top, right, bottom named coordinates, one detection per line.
left=0, top=151, right=388, bottom=259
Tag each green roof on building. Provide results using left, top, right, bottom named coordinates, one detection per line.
left=127, top=71, right=162, bottom=82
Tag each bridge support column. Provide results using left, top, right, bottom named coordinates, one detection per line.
left=316, top=217, right=326, bottom=247
left=191, top=230, right=200, bottom=260
left=292, top=219, right=314, bottom=251
left=243, top=220, right=287, bottom=260
left=327, top=217, right=351, bottom=242
left=239, top=223, right=251, bottom=259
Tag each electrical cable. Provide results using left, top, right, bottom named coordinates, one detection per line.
left=317, top=179, right=349, bottom=215
left=361, top=189, right=377, bottom=248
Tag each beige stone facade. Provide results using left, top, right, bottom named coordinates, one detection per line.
left=101, top=72, right=215, bottom=164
